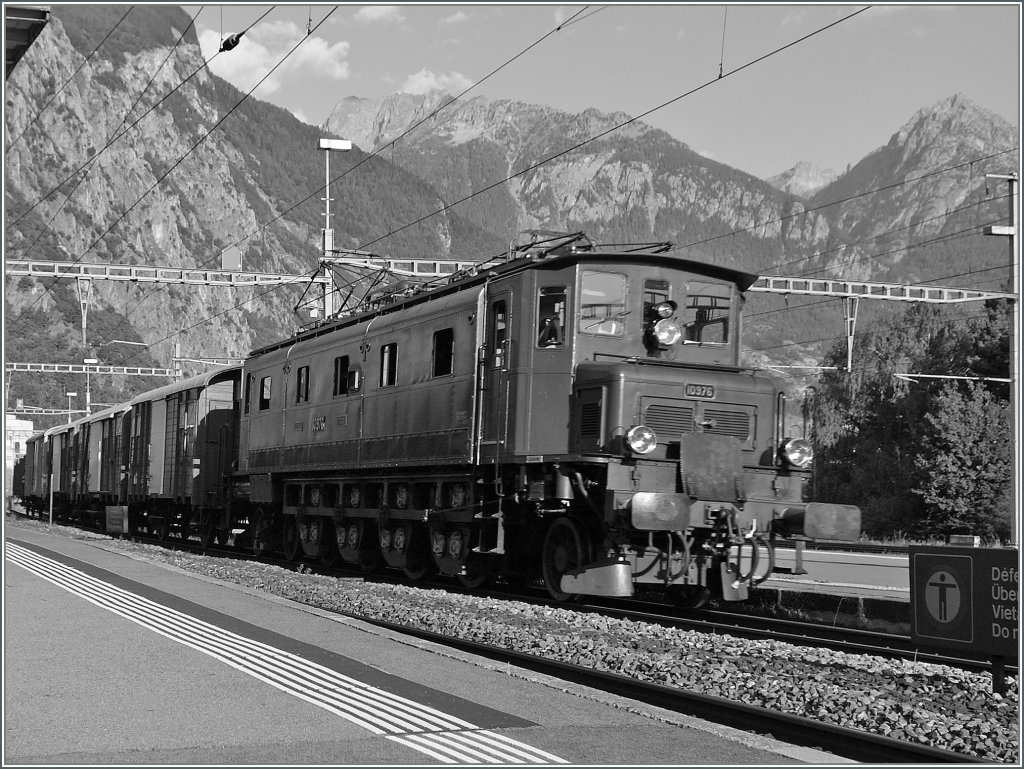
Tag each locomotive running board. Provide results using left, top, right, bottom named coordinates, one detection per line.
left=560, top=557, right=633, bottom=597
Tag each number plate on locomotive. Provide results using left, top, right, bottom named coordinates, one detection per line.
left=685, top=384, right=715, bottom=399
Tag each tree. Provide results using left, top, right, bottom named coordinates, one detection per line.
left=810, top=301, right=1012, bottom=539
left=912, top=381, right=1012, bottom=541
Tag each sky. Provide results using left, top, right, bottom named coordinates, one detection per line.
left=185, top=4, right=1015, bottom=179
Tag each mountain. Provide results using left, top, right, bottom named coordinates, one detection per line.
left=3, top=6, right=504, bottom=424
left=4, top=6, right=1018, bottom=426
left=766, top=161, right=839, bottom=198
left=323, top=90, right=836, bottom=275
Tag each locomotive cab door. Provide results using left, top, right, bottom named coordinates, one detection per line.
left=479, top=288, right=513, bottom=464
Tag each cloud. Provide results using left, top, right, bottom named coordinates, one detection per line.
left=400, top=69, right=473, bottom=95
left=440, top=11, right=468, bottom=27
left=355, top=6, right=406, bottom=24
left=198, top=23, right=350, bottom=97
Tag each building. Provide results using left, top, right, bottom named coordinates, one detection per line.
left=5, top=415, right=35, bottom=497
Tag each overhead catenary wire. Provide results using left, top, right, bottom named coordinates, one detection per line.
left=10, top=6, right=326, bottom=326
left=6, top=8, right=272, bottom=231
left=11, top=8, right=207, bottom=266
left=100, top=6, right=600, bottom=333
left=5, top=6, right=135, bottom=151
left=105, top=5, right=990, bottom=367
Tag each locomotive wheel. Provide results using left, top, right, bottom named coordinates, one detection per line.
left=282, top=518, right=302, bottom=562
left=458, top=554, right=497, bottom=590
left=319, top=521, right=341, bottom=567
left=541, top=516, right=588, bottom=602
left=402, top=558, right=430, bottom=581
left=359, top=549, right=383, bottom=574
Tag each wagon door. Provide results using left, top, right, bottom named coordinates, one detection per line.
left=478, top=287, right=514, bottom=464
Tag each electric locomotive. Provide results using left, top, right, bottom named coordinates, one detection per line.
left=232, top=232, right=861, bottom=604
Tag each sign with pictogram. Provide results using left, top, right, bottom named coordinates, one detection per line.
left=910, top=546, right=1018, bottom=658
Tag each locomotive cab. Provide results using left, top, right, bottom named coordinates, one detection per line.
left=479, top=245, right=860, bottom=603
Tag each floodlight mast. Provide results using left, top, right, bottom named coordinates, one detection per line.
left=319, top=138, right=352, bottom=319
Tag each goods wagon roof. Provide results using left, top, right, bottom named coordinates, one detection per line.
left=128, top=365, right=241, bottom=406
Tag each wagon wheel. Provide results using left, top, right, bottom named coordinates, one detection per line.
left=541, top=516, right=588, bottom=602
left=319, top=521, right=341, bottom=567
left=215, top=528, right=231, bottom=546
left=200, top=521, right=216, bottom=551
left=153, top=519, right=170, bottom=542
left=282, top=518, right=302, bottom=562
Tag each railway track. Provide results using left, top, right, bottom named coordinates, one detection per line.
left=23, top=511, right=1005, bottom=674
left=329, top=607, right=986, bottom=764
left=9, top=515, right=1011, bottom=763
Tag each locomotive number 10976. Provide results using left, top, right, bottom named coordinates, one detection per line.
left=685, top=383, right=715, bottom=399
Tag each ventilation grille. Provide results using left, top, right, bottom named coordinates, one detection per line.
left=645, top=405, right=751, bottom=443
left=645, top=404, right=695, bottom=437
left=579, top=402, right=602, bottom=436
left=703, top=409, right=751, bottom=441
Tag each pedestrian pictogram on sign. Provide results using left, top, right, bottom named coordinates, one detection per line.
left=912, top=553, right=973, bottom=644
left=925, top=570, right=961, bottom=623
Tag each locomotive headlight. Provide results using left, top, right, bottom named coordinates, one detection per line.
left=626, top=425, right=658, bottom=454
left=780, top=438, right=814, bottom=468
left=653, top=319, right=682, bottom=346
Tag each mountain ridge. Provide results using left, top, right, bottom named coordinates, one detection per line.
left=3, top=5, right=1018, bottom=426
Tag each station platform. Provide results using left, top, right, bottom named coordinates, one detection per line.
left=3, top=525, right=845, bottom=765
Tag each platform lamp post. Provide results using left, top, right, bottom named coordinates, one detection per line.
left=83, top=357, right=98, bottom=414
left=318, top=137, right=352, bottom=319
left=983, top=173, right=1018, bottom=548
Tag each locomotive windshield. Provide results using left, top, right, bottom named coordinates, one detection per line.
left=579, top=271, right=627, bottom=336
left=683, top=281, right=732, bottom=345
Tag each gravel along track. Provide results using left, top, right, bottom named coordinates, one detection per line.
left=10, top=522, right=1020, bottom=763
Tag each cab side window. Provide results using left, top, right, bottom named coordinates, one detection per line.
left=536, top=287, right=567, bottom=348
left=379, top=343, right=398, bottom=387
left=432, top=328, right=455, bottom=377
left=491, top=301, right=507, bottom=367
left=258, top=376, right=272, bottom=410
left=295, top=365, right=309, bottom=404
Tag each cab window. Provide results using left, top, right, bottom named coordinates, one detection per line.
left=683, top=282, right=731, bottom=344
left=579, top=271, right=626, bottom=336
left=259, top=376, right=272, bottom=410
left=536, top=286, right=567, bottom=348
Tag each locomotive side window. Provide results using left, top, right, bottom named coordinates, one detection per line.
left=536, top=286, right=567, bottom=348
left=579, top=271, right=626, bottom=336
left=295, top=365, right=309, bottom=404
left=244, top=374, right=253, bottom=414
left=491, top=301, right=507, bottom=367
left=379, top=343, right=398, bottom=387
left=333, top=355, right=349, bottom=396
left=432, top=328, right=455, bottom=377
left=258, top=376, right=272, bottom=410
left=683, top=282, right=731, bottom=345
